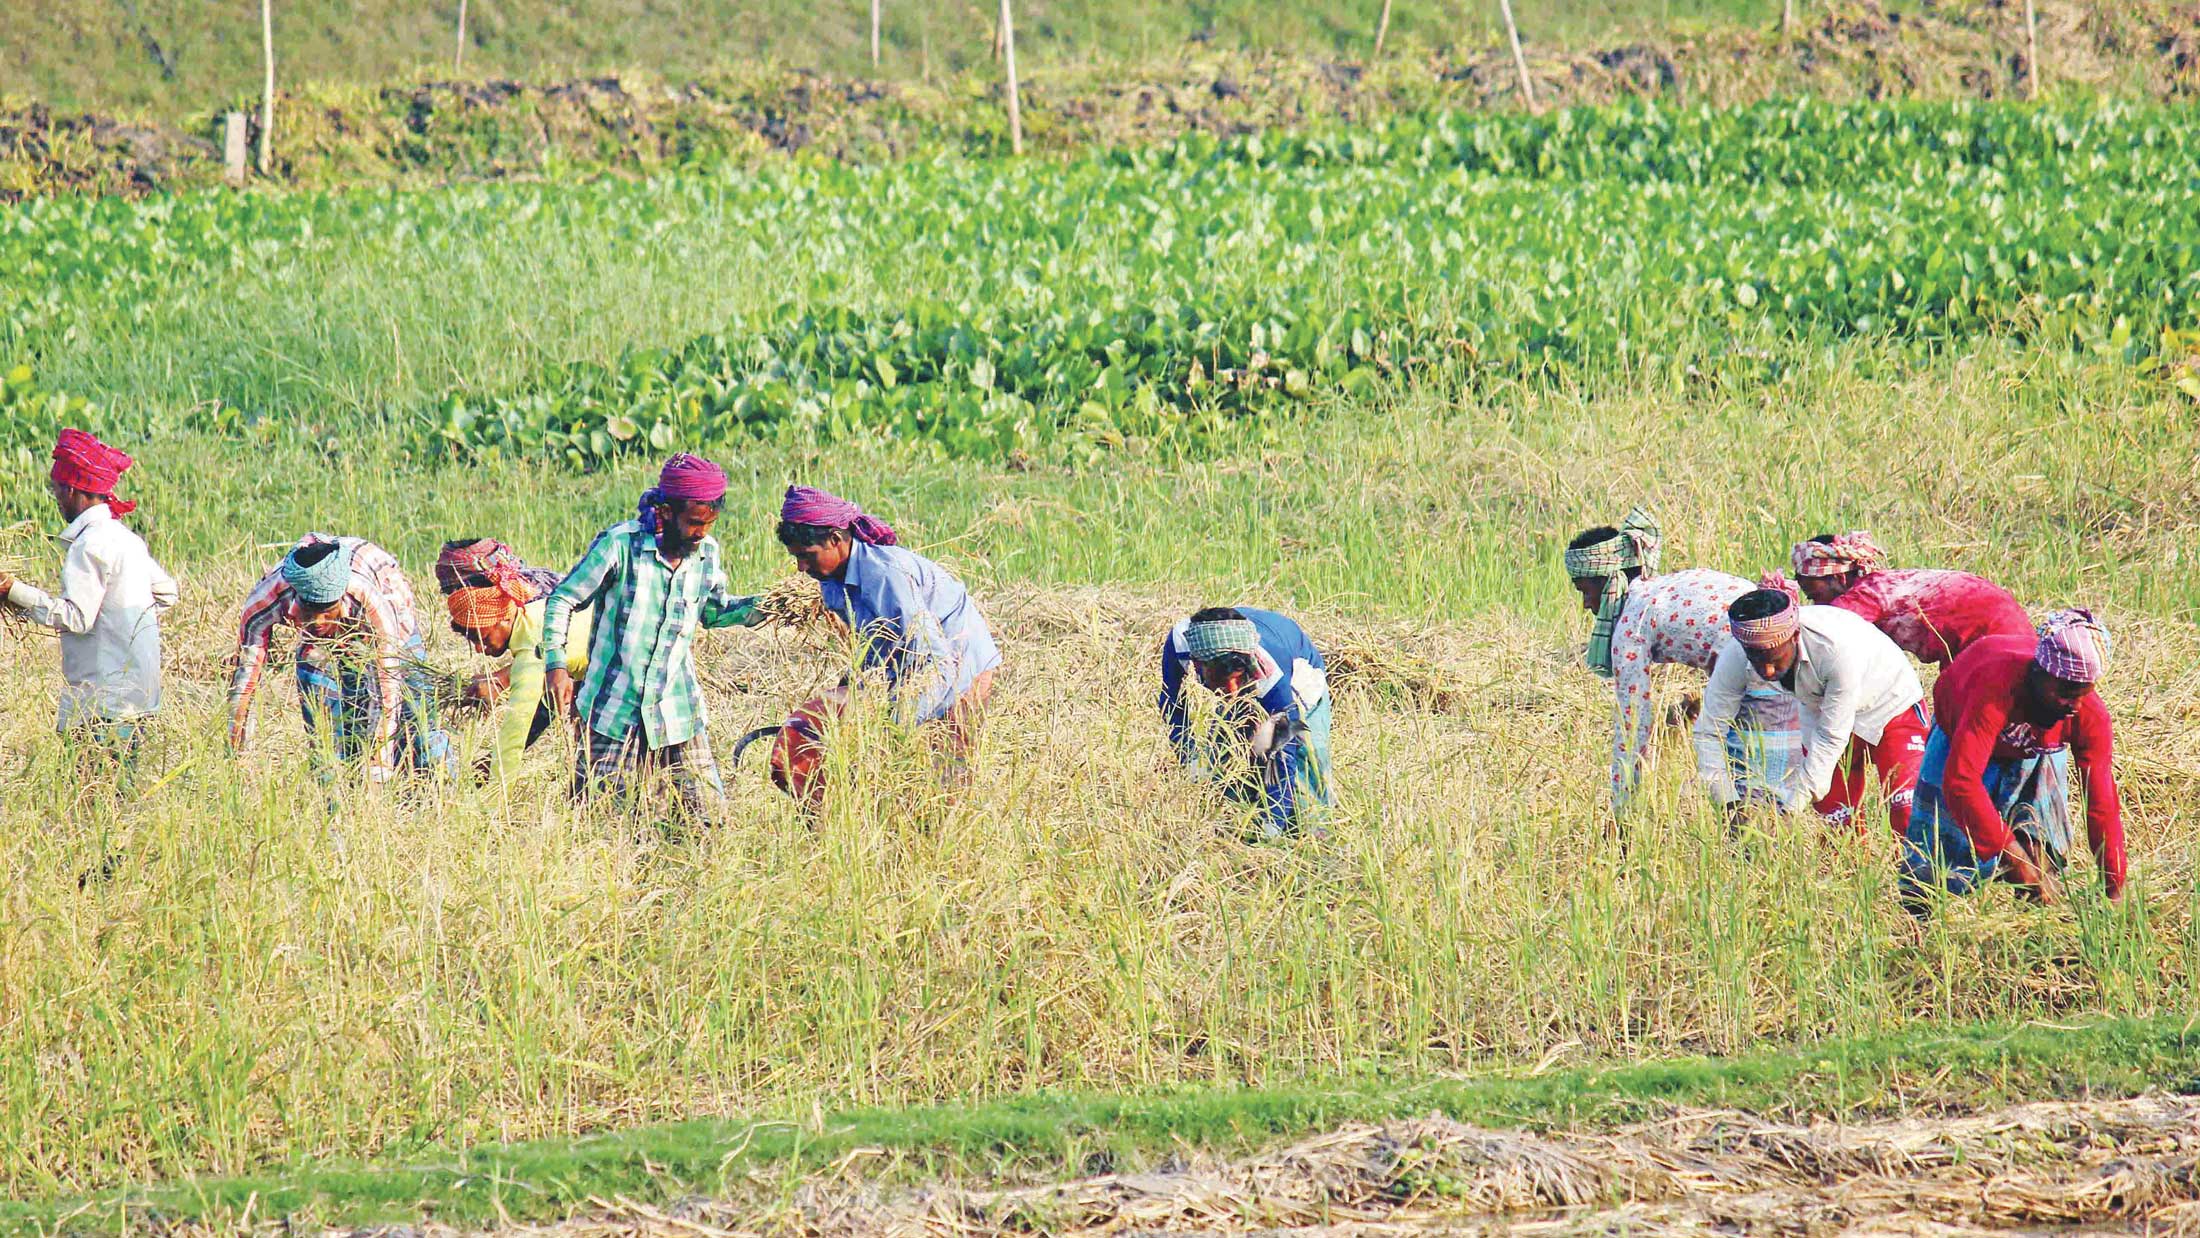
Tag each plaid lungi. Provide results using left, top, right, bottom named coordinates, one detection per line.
left=572, top=724, right=724, bottom=828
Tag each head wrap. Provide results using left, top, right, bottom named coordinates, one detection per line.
left=637, top=454, right=729, bottom=533
left=1184, top=617, right=1262, bottom=663
left=1561, top=506, right=1662, bottom=678
left=1792, top=531, right=1887, bottom=579
left=1756, top=571, right=1804, bottom=606
left=435, top=538, right=562, bottom=598
left=2035, top=609, right=2112, bottom=684
left=781, top=485, right=899, bottom=546
left=280, top=536, right=356, bottom=606
left=1729, top=589, right=1803, bottom=651
left=50, top=429, right=138, bottom=516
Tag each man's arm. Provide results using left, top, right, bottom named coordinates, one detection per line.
left=1158, top=634, right=1197, bottom=764
left=227, top=571, right=288, bottom=749
left=697, top=551, right=764, bottom=629
left=868, top=566, right=960, bottom=724
left=1609, top=617, right=1656, bottom=812
left=2071, top=696, right=2125, bottom=898
left=1794, top=654, right=1863, bottom=809
left=544, top=532, right=619, bottom=671
left=1939, top=693, right=2016, bottom=861
left=1691, top=643, right=1751, bottom=805
left=148, top=554, right=179, bottom=612
left=358, top=588, right=417, bottom=783
left=16, top=533, right=112, bottom=635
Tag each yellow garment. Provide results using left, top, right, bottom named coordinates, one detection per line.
left=494, top=598, right=591, bottom=780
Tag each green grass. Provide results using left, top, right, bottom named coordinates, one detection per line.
left=15, top=0, right=1782, bottom=115
left=6, top=1013, right=2194, bottom=1233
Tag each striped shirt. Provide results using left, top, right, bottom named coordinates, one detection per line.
left=228, top=535, right=426, bottom=778
left=542, top=520, right=757, bottom=750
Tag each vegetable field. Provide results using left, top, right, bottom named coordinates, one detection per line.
left=9, top=99, right=2197, bottom=468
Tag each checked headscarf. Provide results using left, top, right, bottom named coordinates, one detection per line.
left=1563, top=506, right=1662, bottom=678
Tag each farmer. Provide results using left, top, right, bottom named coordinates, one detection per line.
left=1899, top=610, right=2125, bottom=908
left=435, top=538, right=595, bottom=783
left=1694, top=588, right=1927, bottom=836
left=1562, top=509, right=1800, bottom=816
left=777, top=485, right=1002, bottom=768
left=1158, top=606, right=1331, bottom=839
left=543, top=454, right=760, bottom=824
left=1782, top=531, right=2033, bottom=666
left=228, top=533, right=452, bottom=781
left=0, top=429, right=177, bottom=758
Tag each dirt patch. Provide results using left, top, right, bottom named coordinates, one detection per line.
left=479, top=1094, right=2200, bottom=1235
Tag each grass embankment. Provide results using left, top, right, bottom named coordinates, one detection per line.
left=7, top=1014, right=2196, bottom=1232
left=8, top=1, right=2192, bottom=198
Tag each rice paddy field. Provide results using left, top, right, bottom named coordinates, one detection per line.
left=4, top=68, right=2200, bottom=1235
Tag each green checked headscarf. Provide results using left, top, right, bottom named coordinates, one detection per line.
left=1184, top=617, right=1262, bottom=663
left=1562, top=506, right=1662, bottom=679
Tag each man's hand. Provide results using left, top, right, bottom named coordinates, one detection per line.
left=2000, top=842, right=2062, bottom=906
left=0, top=569, right=17, bottom=605
left=462, top=671, right=508, bottom=711
left=546, top=667, right=576, bottom=718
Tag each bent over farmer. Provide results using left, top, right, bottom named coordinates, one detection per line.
left=1784, top=531, right=2032, bottom=666
left=1562, top=508, right=1800, bottom=816
left=229, top=533, right=452, bottom=781
left=777, top=486, right=1002, bottom=766
left=1695, top=588, right=1926, bottom=836
left=1159, top=606, right=1332, bottom=839
left=544, top=455, right=760, bottom=824
left=436, top=538, right=595, bottom=783
left=1899, top=611, right=2125, bottom=909
left=0, top=429, right=177, bottom=756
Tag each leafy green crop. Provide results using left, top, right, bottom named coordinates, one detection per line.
left=8, top=97, right=2197, bottom=467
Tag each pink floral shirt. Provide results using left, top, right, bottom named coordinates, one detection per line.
left=1608, top=568, right=1770, bottom=807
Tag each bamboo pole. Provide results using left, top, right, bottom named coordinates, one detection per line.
left=258, top=0, right=274, bottom=175
left=2022, top=0, right=2041, bottom=99
left=999, top=0, right=1022, bottom=155
left=1374, top=0, right=1394, bottom=57
left=870, top=0, right=881, bottom=67
left=1496, top=0, right=1536, bottom=113
left=454, top=0, right=468, bottom=73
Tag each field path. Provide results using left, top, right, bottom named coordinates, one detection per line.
left=465, top=1094, right=2200, bottom=1236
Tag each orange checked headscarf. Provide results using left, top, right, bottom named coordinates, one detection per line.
left=438, top=538, right=551, bottom=630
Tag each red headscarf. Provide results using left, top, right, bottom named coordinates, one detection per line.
left=51, top=429, right=137, bottom=516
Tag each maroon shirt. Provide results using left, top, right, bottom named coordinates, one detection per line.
left=1932, top=635, right=2124, bottom=894
left=1832, top=569, right=2032, bottom=666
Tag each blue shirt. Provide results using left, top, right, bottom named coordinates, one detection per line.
left=1158, top=607, right=1332, bottom=833
left=819, top=540, right=1002, bottom=724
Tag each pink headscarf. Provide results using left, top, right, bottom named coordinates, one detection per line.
left=1756, top=571, right=1803, bottom=606
left=781, top=485, right=898, bottom=545
left=638, top=453, right=728, bottom=532
left=51, top=429, right=137, bottom=516
left=2035, top=609, right=2112, bottom=684
left=1792, top=532, right=1887, bottom=579
left=1730, top=589, right=1803, bottom=650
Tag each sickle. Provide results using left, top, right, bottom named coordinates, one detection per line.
left=729, top=724, right=783, bottom=766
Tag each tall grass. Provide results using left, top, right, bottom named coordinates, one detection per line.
left=2, top=357, right=2196, bottom=1194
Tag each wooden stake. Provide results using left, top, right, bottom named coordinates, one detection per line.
left=870, top=0, right=882, bottom=68
left=2022, top=0, right=2041, bottom=99
left=258, top=0, right=274, bottom=175
left=1374, top=0, right=1394, bottom=57
left=1496, top=0, right=1536, bottom=113
left=999, top=0, right=1022, bottom=155
left=1781, top=0, right=1793, bottom=35
left=455, top=0, right=468, bottom=73
left=222, top=111, right=248, bottom=186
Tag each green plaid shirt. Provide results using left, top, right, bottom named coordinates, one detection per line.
left=543, top=520, right=757, bottom=750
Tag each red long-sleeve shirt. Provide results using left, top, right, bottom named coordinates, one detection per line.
left=1932, top=635, right=2125, bottom=894
left=1832, top=569, right=2033, bottom=666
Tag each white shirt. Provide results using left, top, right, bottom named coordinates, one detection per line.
left=7, top=504, right=178, bottom=727
left=1693, top=604, right=1922, bottom=809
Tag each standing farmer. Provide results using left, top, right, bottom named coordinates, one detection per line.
left=435, top=538, right=594, bottom=783
left=1784, top=531, right=2033, bottom=666
left=776, top=486, right=1002, bottom=773
left=228, top=533, right=452, bottom=782
left=544, top=455, right=760, bottom=825
left=1562, top=508, right=1800, bottom=817
left=1158, top=606, right=1332, bottom=839
left=0, top=429, right=177, bottom=760
left=1900, top=611, right=2125, bottom=909
left=1694, top=588, right=1927, bottom=835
